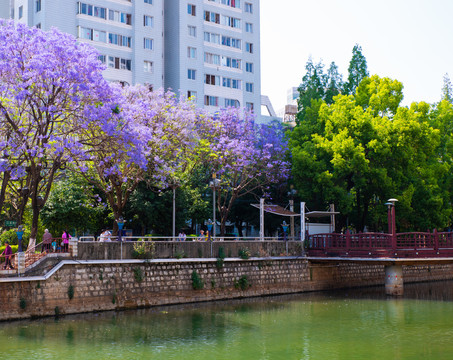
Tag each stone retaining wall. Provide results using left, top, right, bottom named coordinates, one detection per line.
left=0, top=258, right=452, bottom=321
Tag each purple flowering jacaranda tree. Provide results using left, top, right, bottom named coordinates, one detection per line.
left=209, top=108, right=290, bottom=236
left=75, top=86, right=205, bottom=234
left=0, top=21, right=116, bottom=249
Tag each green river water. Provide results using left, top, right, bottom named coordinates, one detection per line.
left=2, top=281, right=453, bottom=360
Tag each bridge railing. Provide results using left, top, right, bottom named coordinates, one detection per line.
left=307, top=230, right=453, bottom=258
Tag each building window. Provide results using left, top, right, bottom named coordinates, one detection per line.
left=246, top=42, right=253, bottom=53
left=77, top=3, right=107, bottom=20
left=221, top=0, right=241, bottom=8
left=18, top=6, right=23, bottom=19
left=144, top=15, right=153, bottom=27
left=188, top=25, right=196, bottom=37
left=36, top=0, right=42, bottom=12
left=225, top=99, right=240, bottom=108
left=78, top=26, right=107, bottom=43
left=144, top=38, right=154, bottom=50
left=187, top=47, right=197, bottom=59
left=188, top=4, right=196, bottom=16
left=108, top=56, right=131, bottom=71
left=246, top=83, right=254, bottom=93
left=144, top=0, right=153, bottom=3
left=204, top=11, right=220, bottom=24
left=221, top=56, right=241, bottom=69
left=246, top=62, right=253, bottom=73
left=35, top=23, right=41, bottom=29
left=120, top=58, right=131, bottom=70
left=204, top=52, right=220, bottom=65
left=221, top=15, right=241, bottom=28
left=188, top=69, right=196, bottom=80
left=107, top=33, right=131, bottom=47
left=98, top=55, right=106, bottom=64
left=221, top=36, right=241, bottom=49
left=245, top=2, right=253, bottom=13
left=222, top=77, right=241, bottom=89
left=204, top=32, right=220, bottom=45
left=204, top=95, right=219, bottom=107
left=245, top=23, right=253, bottom=33
left=205, top=74, right=220, bottom=86
left=144, top=61, right=153, bottom=73
left=108, top=9, right=132, bottom=25
left=246, top=102, right=254, bottom=112
left=187, top=91, right=197, bottom=99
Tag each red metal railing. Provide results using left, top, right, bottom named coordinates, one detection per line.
left=307, top=230, right=453, bottom=258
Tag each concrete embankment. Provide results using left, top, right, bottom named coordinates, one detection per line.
left=1, top=256, right=452, bottom=321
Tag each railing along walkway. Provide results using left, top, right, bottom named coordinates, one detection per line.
left=0, top=238, right=70, bottom=276
left=307, top=230, right=453, bottom=258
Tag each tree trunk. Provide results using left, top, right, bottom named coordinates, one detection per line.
left=28, top=195, right=40, bottom=251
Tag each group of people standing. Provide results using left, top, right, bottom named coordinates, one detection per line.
left=176, top=230, right=212, bottom=241
left=41, top=229, right=70, bottom=253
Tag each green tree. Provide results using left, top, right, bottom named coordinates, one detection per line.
left=343, top=44, right=369, bottom=95
left=40, top=174, right=109, bottom=236
left=290, top=75, right=446, bottom=232
left=297, top=58, right=326, bottom=122
left=325, top=62, right=343, bottom=105
left=441, top=73, right=453, bottom=103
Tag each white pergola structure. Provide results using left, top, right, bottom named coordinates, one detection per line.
left=251, top=200, right=339, bottom=242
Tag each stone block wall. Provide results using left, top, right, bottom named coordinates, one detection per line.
left=0, top=258, right=452, bottom=321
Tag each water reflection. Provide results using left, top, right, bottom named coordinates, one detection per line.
left=1, top=281, right=453, bottom=359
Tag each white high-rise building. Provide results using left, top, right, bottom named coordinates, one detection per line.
left=164, top=0, right=261, bottom=115
left=0, top=0, right=261, bottom=119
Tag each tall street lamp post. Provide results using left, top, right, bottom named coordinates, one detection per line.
left=287, top=187, right=297, bottom=240
left=170, top=183, right=179, bottom=240
left=209, top=174, right=220, bottom=242
left=385, top=202, right=392, bottom=235
left=387, top=198, right=398, bottom=251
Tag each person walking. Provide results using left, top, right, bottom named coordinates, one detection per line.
left=42, top=229, right=52, bottom=253
left=61, top=230, right=70, bottom=252
left=2, top=241, right=14, bottom=270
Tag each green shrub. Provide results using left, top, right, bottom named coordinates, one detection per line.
left=238, top=248, right=251, bottom=260
left=186, top=235, right=197, bottom=241
left=19, top=297, right=26, bottom=309
left=132, top=241, right=155, bottom=259
left=216, top=247, right=226, bottom=269
left=133, top=267, right=144, bottom=282
left=191, top=270, right=204, bottom=290
left=0, top=228, right=30, bottom=248
left=67, top=285, right=74, bottom=300
left=175, top=250, right=185, bottom=259
left=234, top=275, right=251, bottom=291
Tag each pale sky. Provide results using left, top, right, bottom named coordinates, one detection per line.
left=260, top=0, right=453, bottom=112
